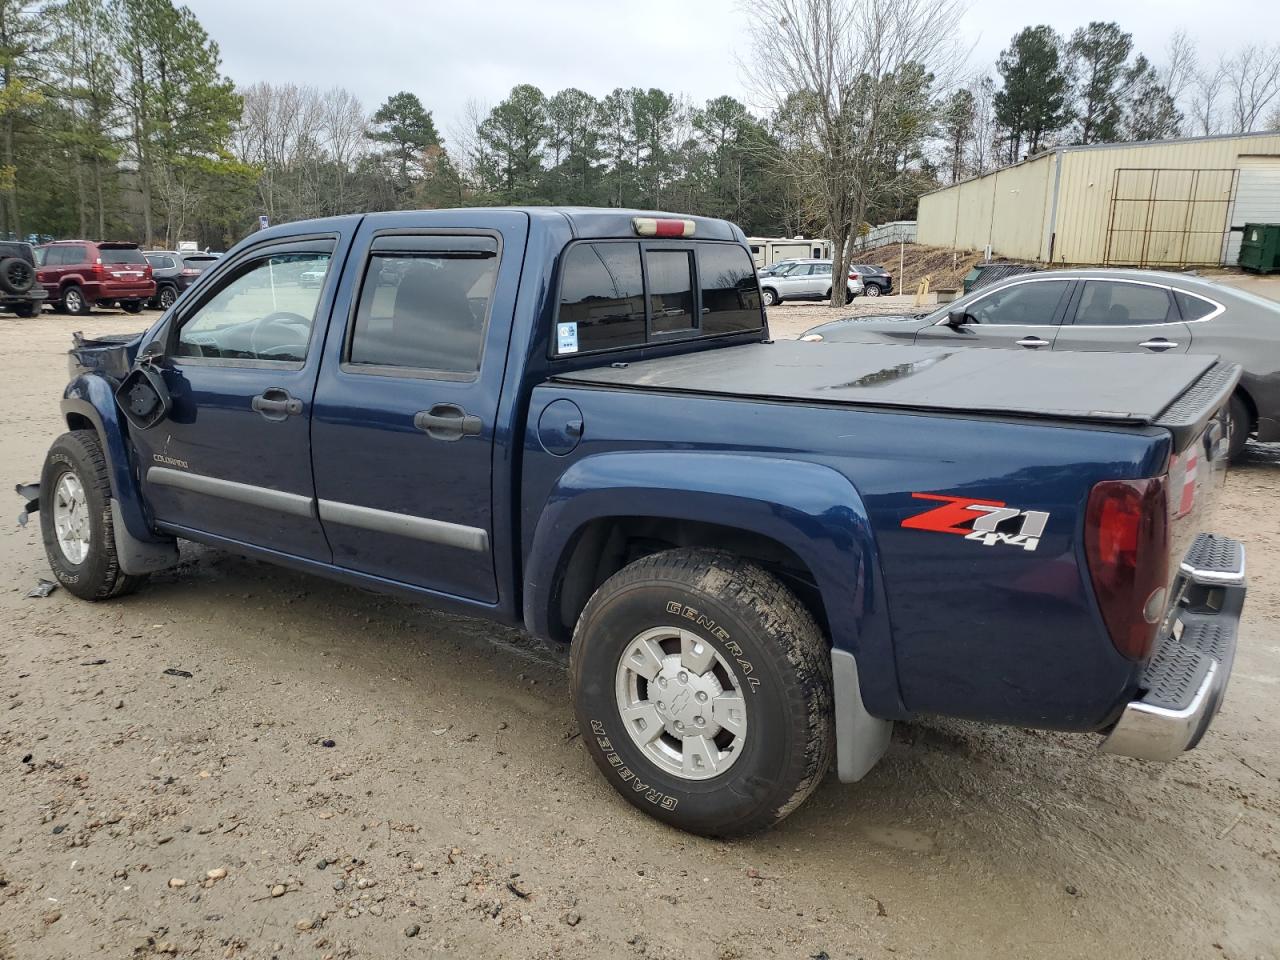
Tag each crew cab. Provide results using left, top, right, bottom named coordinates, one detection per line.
left=24, top=209, right=1246, bottom=836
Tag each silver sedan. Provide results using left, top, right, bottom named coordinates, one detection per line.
left=801, top=268, right=1280, bottom=460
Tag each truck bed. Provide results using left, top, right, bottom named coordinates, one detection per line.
left=552, top=341, right=1236, bottom=447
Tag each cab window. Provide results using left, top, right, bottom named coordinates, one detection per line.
left=1074, top=281, right=1172, bottom=326
left=175, top=252, right=331, bottom=364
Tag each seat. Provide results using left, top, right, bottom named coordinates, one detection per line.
left=363, top=262, right=481, bottom=373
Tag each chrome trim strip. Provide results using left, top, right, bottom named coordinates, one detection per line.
left=317, top=499, right=489, bottom=553
left=1180, top=555, right=1247, bottom=586
left=147, top=466, right=315, bottom=518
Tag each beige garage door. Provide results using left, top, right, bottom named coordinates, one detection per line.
left=1226, top=156, right=1280, bottom=264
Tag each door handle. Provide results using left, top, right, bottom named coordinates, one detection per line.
left=1016, top=337, right=1050, bottom=348
left=414, top=403, right=483, bottom=441
left=1139, top=339, right=1179, bottom=351
left=251, top=388, right=303, bottom=421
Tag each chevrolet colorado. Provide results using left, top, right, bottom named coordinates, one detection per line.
left=23, top=208, right=1246, bottom=835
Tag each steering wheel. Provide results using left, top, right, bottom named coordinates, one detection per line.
left=249, top=311, right=311, bottom=356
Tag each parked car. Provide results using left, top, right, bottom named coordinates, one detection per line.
left=758, top=258, right=806, bottom=278
left=850, top=263, right=893, bottom=296
left=23, top=209, right=1244, bottom=836
left=35, top=240, right=156, bottom=315
left=758, top=258, right=865, bottom=305
left=144, top=250, right=220, bottom=310
left=802, top=268, right=1280, bottom=460
left=0, top=240, right=47, bottom=317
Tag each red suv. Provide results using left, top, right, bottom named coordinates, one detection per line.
left=35, top=241, right=156, bottom=315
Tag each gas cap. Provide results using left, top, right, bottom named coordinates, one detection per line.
left=537, top=399, right=584, bottom=456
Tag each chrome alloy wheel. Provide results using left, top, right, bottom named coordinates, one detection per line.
left=53, top=472, right=90, bottom=564
left=614, top=627, right=748, bottom=780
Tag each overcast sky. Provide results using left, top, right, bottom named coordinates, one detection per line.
left=189, top=0, right=1278, bottom=137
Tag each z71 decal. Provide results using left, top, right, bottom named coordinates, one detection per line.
left=902, top=492, right=1050, bottom=552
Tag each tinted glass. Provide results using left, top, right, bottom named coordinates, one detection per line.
left=698, top=243, right=762, bottom=336
left=182, top=256, right=218, bottom=271
left=175, top=253, right=330, bottom=363
left=349, top=249, right=497, bottom=374
left=34, top=247, right=47, bottom=266
left=646, top=249, right=696, bottom=335
left=968, top=279, right=1069, bottom=325
left=557, top=242, right=645, bottom=354
left=1175, top=290, right=1218, bottom=321
left=100, top=247, right=145, bottom=265
left=1075, top=281, right=1171, bottom=325
left=146, top=255, right=175, bottom=269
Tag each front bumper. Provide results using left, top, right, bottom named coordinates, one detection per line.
left=1102, top=533, right=1244, bottom=762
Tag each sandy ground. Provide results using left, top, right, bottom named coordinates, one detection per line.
left=0, top=303, right=1277, bottom=960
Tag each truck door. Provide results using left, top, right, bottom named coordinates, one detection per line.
left=1051, top=279, right=1192, bottom=354
left=309, top=212, right=529, bottom=604
left=132, top=234, right=341, bottom=560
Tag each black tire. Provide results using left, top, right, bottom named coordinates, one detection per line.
left=11, top=301, right=37, bottom=318
left=0, top=256, right=34, bottom=294
left=156, top=285, right=177, bottom=310
left=1227, top=393, right=1252, bottom=462
left=39, top=430, right=146, bottom=601
left=62, top=284, right=90, bottom=315
left=864, top=282, right=882, bottom=298
left=571, top=548, right=833, bottom=836
left=824, top=287, right=855, bottom=305
left=121, top=300, right=143, bottom=314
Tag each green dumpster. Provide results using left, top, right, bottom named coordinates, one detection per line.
left=1239, top=223, right=1280, bottom=274
left=962, top=266, right=982, bottom=292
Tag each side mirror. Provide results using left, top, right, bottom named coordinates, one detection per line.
left=115, top=364, right=171, bottom=430
left=944, top=310, right=973, bottom=328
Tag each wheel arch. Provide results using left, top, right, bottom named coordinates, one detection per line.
left=523, top=452, right=905, bottom=719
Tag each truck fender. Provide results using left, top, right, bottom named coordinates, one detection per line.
left=523, top=451, right=906, bottom=766
left=61, top=374, right=178, bottom=573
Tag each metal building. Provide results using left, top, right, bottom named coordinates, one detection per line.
left=917, top=131, right=1280, bottom=267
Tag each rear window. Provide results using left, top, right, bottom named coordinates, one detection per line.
left=100, top=247, right=145, bottom=265
left=182, top=256, right=217, bottom=271
left=1175, top=290, right=1219, bottom=321
left=555, top=241, right=762, bottom=356
left=146, top=255, right=175, bottom=269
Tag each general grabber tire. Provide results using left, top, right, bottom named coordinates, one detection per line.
left=39, top=430, right=146, bottom=601
left=570, top=548, right=833, bottom=836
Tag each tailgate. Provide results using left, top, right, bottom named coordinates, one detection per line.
left=1155, top=361, right=1240, bottom=583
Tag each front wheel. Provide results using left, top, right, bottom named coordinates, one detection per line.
left=761, top=288, right=778, bottom=306
left=571, top=549, right=833, bottom=836
left=11, top=301, right=37, bottom=317
left=39, top=430, right=146, bottom=601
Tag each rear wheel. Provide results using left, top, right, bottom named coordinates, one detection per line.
left=571, top=548, right=833, bottom=836
left=761, top=287, right=778, bottom=306
left=12, top=301, right=37, bottom=318
left=121, top=300, right=143, bottom=314
left=62, top=284, right=90, bottom=315
left=39, top=430, right=146, bottom=601
left=864, top=283, right=882, bottom=298
left=157, top=285, right=177, bottom=310
left=1227, top=393, right=1252, bottom=462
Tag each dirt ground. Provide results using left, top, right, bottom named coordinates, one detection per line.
left=1, top=303, right=1278, bottom=960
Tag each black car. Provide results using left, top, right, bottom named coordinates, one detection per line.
left=144, top=250, right=219, bottom=310
left=0, top=241, right=47, bottom=317
left=850, top=264, right=893, bottom=297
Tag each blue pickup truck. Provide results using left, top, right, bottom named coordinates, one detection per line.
left=26, top=208, right=1246, bottom=836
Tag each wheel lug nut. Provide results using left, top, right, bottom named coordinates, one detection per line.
left=675, top=721, right=684, bottom=730
left=678, top=672, right=688, bottom=684
left=694, top=717, right=705, bottom=727
left=695, top=691, right=708, bottom=703
left=656, top=701, right=665, bottom=711
left=658, top=677, right=668, bottom=688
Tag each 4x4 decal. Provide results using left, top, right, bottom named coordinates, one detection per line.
left=902, top=493, right=1049, bottom=552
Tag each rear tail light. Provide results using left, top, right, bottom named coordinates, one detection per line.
left=1084, top=477, right=1170, bottom=660
left=91, top=258, right=106, bottom=279
left=180, top=268, right=201, bottom=276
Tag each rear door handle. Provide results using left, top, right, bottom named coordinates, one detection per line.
left=251, top=387, right=303, bottom=421
left=1016, top=337, right=1050, bottom=348
left=1139, top=339, right=1179, bottom=351
left=414, top=403, right=482, bottom=441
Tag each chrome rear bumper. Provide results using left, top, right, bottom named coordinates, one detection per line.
left=1102, top=534, right=1244, bottom=762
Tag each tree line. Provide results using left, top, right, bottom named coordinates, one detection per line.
left=2, top=0, right=1279, bottom=251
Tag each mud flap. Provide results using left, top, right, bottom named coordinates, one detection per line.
left=832, top=648, right=893, bottom=782
left=111, top=500, right=178, bottom=575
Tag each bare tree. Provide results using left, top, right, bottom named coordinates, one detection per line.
left=1189, top=62, right=1226, bottom=136
left=1221, top=44, right=1280, bottom=133
left=1162, top=29, right=1198, bottom=106
left=741, top=0, right=965, bottom=307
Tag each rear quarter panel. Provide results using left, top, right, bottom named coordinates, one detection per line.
left=521, top=385, right=1171, bottom=731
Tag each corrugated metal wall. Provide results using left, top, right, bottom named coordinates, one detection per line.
left=918, top=133, right=1280, bottom=266
left=918, top=154, right=1054, bottom=260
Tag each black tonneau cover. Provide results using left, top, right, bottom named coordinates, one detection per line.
left=553, top=341, right=1238, bottom=447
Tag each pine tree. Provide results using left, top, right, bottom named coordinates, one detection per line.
left=1067, top=22, right=1132, bottom=144
left=367, top=91, right=440, bottom=195
left=994, top=25, right=1071, bottom=161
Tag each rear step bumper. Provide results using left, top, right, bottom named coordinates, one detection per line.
left=1102, top=534, right=1244, bottom=762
